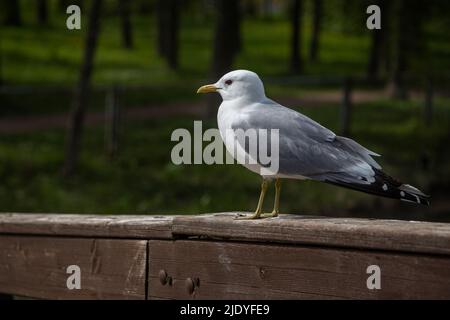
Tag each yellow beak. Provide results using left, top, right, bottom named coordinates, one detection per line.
left=197, top=84, right=218, bottom=94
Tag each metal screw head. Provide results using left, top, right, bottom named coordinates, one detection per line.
left=259, top=267, right=266, bottom=279
left=159, top=270, right=168, bottom=285
left=185, top=278, right=195, bottom=295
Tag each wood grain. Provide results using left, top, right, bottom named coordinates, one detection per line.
left=0, top=236, right=147, bottom=299
left=173, top=213, right=450, bottom=255
left=0, top=213, right=174, bottom=239
left=148, top=240, right=450, bottom=300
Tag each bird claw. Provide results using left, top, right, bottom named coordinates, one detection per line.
left=261, top=211, right=279, bottom=218
left=235, top=213, right=261, bottom=220
left=234, top=212, right=279, bottom=220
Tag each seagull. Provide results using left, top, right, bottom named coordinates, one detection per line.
left=197, top=70, right=430, bottom=219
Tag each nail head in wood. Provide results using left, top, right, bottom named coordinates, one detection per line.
left=185, top=277, right=195, bottom=294
left=159, top=269, right=168, bottom=285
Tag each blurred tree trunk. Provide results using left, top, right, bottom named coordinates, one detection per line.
left=156, top=0, right=168, bottom=57
left=234, top=1, right=242, bottom=54
left=156, top=0, right=180, bottom=69
left=118, top=0, right=133, bottom=49
left=211, top=0, right=240, bottom=77
left=388, top=0, right=408, bottom=99
left=244, top=0, right=257, bottom=17
left=4, top=0, right=22, bottom=26
left=208, top=0, right=241, bottom=118
left=367, top=28, right=383, bottom=81
left=309, top=0, right=322, bottom=62
left=166, top=0, right=180, bottom=69
left=366, top=0, right=389, bottom=81
left=60, top=0, right=76, bottom=11
left=262, top=0, right=274, bottom=19
left=137, top=0, right=152, bottom=14
left=290, top=0, right=304, bottom=73
left=64, top=0, right=102, bottom=176
left=59, top=0, right=69, bottom=11
left=387, top=0, right=423, bottom=99
left=37, top=0, right=48, bottom=26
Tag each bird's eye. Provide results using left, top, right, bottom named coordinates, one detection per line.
left=225, top=80, right=233, bottom=85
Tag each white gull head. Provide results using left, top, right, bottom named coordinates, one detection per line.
left=197, top=70, right=266, bottom=102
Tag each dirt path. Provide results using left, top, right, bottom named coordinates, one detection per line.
left=0, top=102, right=205, bottom=134
left=0, top=89, right=389, bottom=134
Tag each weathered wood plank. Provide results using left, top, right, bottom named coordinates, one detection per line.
left=172, top=213, right=450, bottom=255
left=0, top=213, right=173, bottom=239
left=2, top=213, right=449, bottom=255
left=0, top=236, right=147, bottom=299
left=148, top=240, right=450, bottom=300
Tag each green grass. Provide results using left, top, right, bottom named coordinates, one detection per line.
left=1, top=17, right=368, bottom=89
left=0, top=7, right=384, bottom=86
left=3, top=4, right=450, bottom=115
left=1, top=3, right=450, bottom=220
left=4, top=9, right=449, bottom=85
left=2, top=13, right=375, bottom=116
left=3, top=7, right=450, bottom=118
left=1, top=99, right=449, bottom=221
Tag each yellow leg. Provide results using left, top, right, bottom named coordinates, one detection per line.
left=272, top=178, right=282, bottom=216
left=236, top=179, right=269, bottom=220
left=262, top=178, right=281, bottom=218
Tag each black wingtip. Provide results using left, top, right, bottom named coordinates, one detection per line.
left=399, top=192, right=431, bottom=206
left=324, top=169, right=431, bottom=206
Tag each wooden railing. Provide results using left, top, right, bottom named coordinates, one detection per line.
left=0, top=213, right=449, bottom=300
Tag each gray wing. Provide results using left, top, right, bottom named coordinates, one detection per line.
left=232, top=99, right=381, bottom=184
